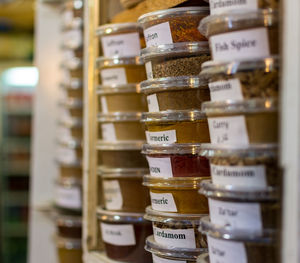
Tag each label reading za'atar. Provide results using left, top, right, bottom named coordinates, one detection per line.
left=101, top=223, right=136, bottom=246
left=209, top=78, right=243, bottom=101
left=210, top=0, right=258, bottom=15
left=144, top=22, right=173, bottom=47
left=210, top=28, right=270, bottom=61
left=208, top=116, right=249, bottom=145
left=150, top=192, right=177, bottom=212
left=146, top=130, right=177, bottom=144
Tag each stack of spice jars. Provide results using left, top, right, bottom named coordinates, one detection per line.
left=196, top=2, right=280, bottom=263
left=137, top=6, right=212, bottom=263
left=95, top=23, right=153, bottom=262
left=54, top=1, right=84, bottom=263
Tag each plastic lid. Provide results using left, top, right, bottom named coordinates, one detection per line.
left=143, top=175, right=209, bottom=189
left=138, top=6, right=210, bottom=25
left=61, top=57, right=82, bottom=70
left=96, top=140, right=144, bottom=150
left=96, top=206, right=146, bottom=223
left=59, top=98, right=83, bottom=109
left=58, top=117, right=82, bottom=128
left=60, top=78, right=83, bottom=90
left=56, top=158, right=82, bottom=167
left=57, top=176, right=82, bottom=187
left=199, top=9, right=278, bottom=37
left=96, top=56, right=143, bottom=68
left=142, top=143, right=203, bottom=155
left=96, top=84, right=140, bottom=95
left=200, top=56, right=279, bottom=76
left=96, top=23, right=142, bottom=36
left=199, top=216, right=276, bottom=241
left=98, top=112, right=142, bottom=122
left=55, top=214, right=82, bottom=227
left=56, top=236, right=82, bottom=249
left=141, top=110, right=206, bottom=123
left=140, top=76, right=208, bottom=95
left=202, top=98, right=278, bottom=114
left=141, top=42, right=209, bottom=61
left=197, top=253, right=209, bottom=263
left=145, top=235, right=206, bottom=261
left=56, top=137, right=82, bottom=149
left=199, top=180, right=278, bottom=200
left=98, top=166, right=149, bottom=177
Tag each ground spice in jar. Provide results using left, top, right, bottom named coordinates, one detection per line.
left=200, top=57, right=279, bottom=101
left=141, top=110, right=210, bottom=144
left=56, top=237, right=83, bottom=263
left=140, top=76, right=210, bottom=111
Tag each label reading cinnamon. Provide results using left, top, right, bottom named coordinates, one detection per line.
left=208, top=236, right=247, bottom=263
left=146, top=130, right=177, bottom=145
left=146, top=61, right=153, bottom=79
left=103, top=180, right=123, bottom=210
left=101, top=123, right=117, bottom=142
left=146, top=156, right=173, bottom=178
left=152, top=254, right=186, bottom=263
left=209, top=198, right=263, bottom=233
left=210, top=0, right=258, bottom=15
left=100, top=67, right=127, bottom=85
left=101, top=32, right=141, bottom=57
left=208, top=116, right=249, bottom=145
left=209, top=79, right=243, bottom=101
left=150, top=192, right=177, bottom=212
left=56, top=186, right=81, bottom=209
left=101, top=223, right=136, bottom=246
left=210, top=28, right=270, bottom=61
left=144, top=22, right=173, bottom=47
left=147, top=94, right=160, bottom=112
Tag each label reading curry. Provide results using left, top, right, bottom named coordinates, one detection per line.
left=146, top=130, right=177, bottom=145
left=144, top=22, right=173, bottom=47
left=150, top=192, right=177, bottom=212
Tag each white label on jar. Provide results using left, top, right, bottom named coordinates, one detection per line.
left=152, top=254, right=186, bottom=263
left=147, top=94, right=160, bottom=112
left=146, top=130, right=177, bottom=145
left=57, top=147, right=77, bottom=164
left=103, top=180, right=123, bottom=210
left=56, top=186, right=81, bottom=209
left=209, top=79, right=243, bottom=101
left=209, top=0, right=258, bottom=15
left=150, top=192, right=177, bottom=212
left=101, top=32, right=141, bottom=57
left=209, top=198, right=263, bottom=233
left=208, top=236, right=247, bottom=263
left=146, top=156, right=173, bottom=178
left=144, top=22, right=173, bottom=47
left=211, top=164, right=267, bottom=188
left=100, top=68, right=127, bottom=85
left=208, top=116, right=249, bottom=145
left=101, top=123, right=117, bottom=141
left=100, top=96, right=108, bottom=113
left=100, top=223, right=136, bottom=246
left=210, top=28, right=270, bottom=61
left=146, top=61, right=153, bottom=79
left=153, top=225, right=196, bottom=249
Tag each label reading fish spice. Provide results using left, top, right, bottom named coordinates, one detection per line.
left=150, top=192, right=177, bottom=212
left=210, top=28, right=270, bottom=61
left=209, top=199, right=263, bottom=233
left=101, top=123, right=117, bottom=142
left=147, top=94, right=160, bottom=112
left=209, top=79, right=243, bottom=101
left=146, top=61, right=153, bottom=79
left=152, top=254, right=186, bottom=263
left=100, top=68, right=127, bottom=85
left=101, top=223, right=136, bottom=246
left=211, top=164, right=267, bottom=188
left=101, top=32, right=141, bottom=57
left=56, top=186, right=81, bottom=209
left=146, top=156, right=173, bottom=178
left=208, top=236, right=247, bottom=263
left=144, top=22, right=173, bottom=47
left=103, top=180, right=123, bottom=210
left=208, top=116, right=249, bottom=145
left=210, top=0, right=258, bottom=15
left=146, top=130, right=177, bottom=145
left=153, top=226, right=196, bottom=248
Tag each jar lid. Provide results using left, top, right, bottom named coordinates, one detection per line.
left=141, top=110, right=206, bottom=123
left=202, top=98, right=278, bottom=114
left=96, top=206, right=146, bottom=223
left=59, top=98, right=83, bottom=109
left=142, top=143, right=203, bottom=155
left=199, top=216, right=276, bottom=241
left=140, top=76, right=208, bottom=95
left=199, top=180, right=278, bottom=200
left=56, top=158, right=82, bottom=167
left=141, top=42, right=210, bottom=61
left=138, top=6, right=210, bottom=25
left=96, top=56, right=143, bottom=68
left=98, top=112, right=142, bottom=122
left=97, top=140, right=144, bottom=150
left=201, top=56, right=279, bottom=76
left=58, top=117, right=82, bottom=128
left=56, top=236, right=82, bottom=249
left=199, top=143, right=278, bottom=157
left=143, top=175, right=209, bottom=189
left=55, top=213, right=82, bottom=227
left=57, top=176, right=82, bottom=187
left=98, top=166, right=149, bottom=177
left=61, top=57, right=82, bottom=70
left=56, top=137, right=82, bottom=149
left=197, top=253, right=209, bottom=263
left=199, top=9, right=278, bottom=37
left=96, top=84, right=140, bottom=95
left=96, top=22, right=142, bottom=36
left=145, top=235, right=206, bottom=261
left=60, top=79, right=82, bottom=90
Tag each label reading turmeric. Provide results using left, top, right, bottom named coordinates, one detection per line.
left=146, top=130, right=177, bottom=144
left=150, top=192, right=177, bottom=212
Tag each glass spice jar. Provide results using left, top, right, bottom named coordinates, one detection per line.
left=55, top=214, right=82, bottom=239
left=59, top=98, right=83, bottom=118
left=58, top=117, right=82, bottom=139
left=56, top=237, right=83, bottom=263
left=60, top=78, right=83, bottom=99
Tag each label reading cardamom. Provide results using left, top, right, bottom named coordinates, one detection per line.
left=147, top=94, right=160, bottom=112
left=152, top=254, right=186, bottom=263
left=146, top=130, right=177, bottom=145
left=144, top=22, right=173, bottom=47
left=101, top=123, right=117, bottom=142
left=101, top=32, right=141, bottom=57
left=210, top=28, right=270, bottom=61
left=146, top=61, right=153, bottom=79
left=103, top=180, right=123, bottom=210
left=146, top=156, right=173, bottom=178
left=100, top=67, right=127, bottom=85
left=56, top=186, right=81, bottom=210
left=210, top=0, right=258, bottom=15
left=208, top=116, right=249, bottom=145
left=100, top=223, right=136, bottom=246
left=209, top=79, right=243, bottom=101
left=150, top=192, right=177, bottom=212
